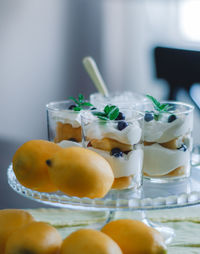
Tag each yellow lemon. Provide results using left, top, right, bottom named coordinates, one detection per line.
left=101, top=219, right=167, bottom=254
left=13, top=140, right=62, bottom=192
left=5, top=221, right=62, bottom=254
left=60, top=228, right=122, bottom=254
left=47, top=147, right=114, bottom=198
left=0, top=209, right=34, bottom=253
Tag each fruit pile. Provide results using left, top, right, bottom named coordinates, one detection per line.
left=0, top=209, right=167, bottom=254
left=12, top=140, right=114, bottom=198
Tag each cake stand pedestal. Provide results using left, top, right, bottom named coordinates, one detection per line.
left=8, top=164, right=200, bottom=244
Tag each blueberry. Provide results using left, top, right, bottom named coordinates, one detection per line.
left=117, top=121, right=128, bottom=131
left=168, top=114, right=177, bottom=123
left=68, top=104, right=76, bottom=110
left=110, top=148, right=123, bottom=157
left=178, top=144, right=187, bottom=152
left=46, top=159, right=52, bottom=167
left=144, top=112, right=154, bottom=122
left=116, top=112, right=125, bottom=120
left=68, top=138, right=77, bottom=142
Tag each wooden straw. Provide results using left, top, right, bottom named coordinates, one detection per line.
left=83, top=56, right=109, bottom=97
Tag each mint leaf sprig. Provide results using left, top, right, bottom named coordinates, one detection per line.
left=146, top=95, right=173, bottom=113
left=69, top=94, right=93, bottom=111
left=146, top=95, right=174, bottom=121
left=92, top=105, right=119, bottom=121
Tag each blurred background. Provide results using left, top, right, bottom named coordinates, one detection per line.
left=1, top=0, right=200, bottom=208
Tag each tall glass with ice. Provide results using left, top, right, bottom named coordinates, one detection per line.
left=81, top=106, right=144, bottom=190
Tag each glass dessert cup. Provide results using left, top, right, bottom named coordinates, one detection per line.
left=90, top=91, right=147, bottom=109
left=137, top=101, right=194, bottom=183
left=46, top=100, right=82, bottom=146
left=81, top=108, right=144, bottom=190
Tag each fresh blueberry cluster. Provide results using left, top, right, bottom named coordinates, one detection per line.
left=116, top=112, right=128, bottom=131
left=144, top=111, right=177, bottom=123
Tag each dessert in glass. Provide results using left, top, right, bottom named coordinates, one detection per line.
left=90, top=91, right=147, bottom=109
left=81, top=105, right=144, bottom=190
left=139, top=96, right=194, bottom=182
left=46, top=94, right=93, bottom=147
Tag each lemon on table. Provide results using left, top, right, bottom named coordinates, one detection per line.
left=46, top=147, right=114, bottom=198
left=101, top=219, right=167, bottom=254
left=5, top=221, right=62, bottom=254
left=12, top=140, right=62, bottom=192
left=0, top=209, right=34, bottom=253
left=60, top=228, right=122, bottom=254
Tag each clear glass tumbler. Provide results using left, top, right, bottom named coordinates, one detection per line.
left=46, top=100, right=82, bottom=145
left=137, top=101, right=194, bottom=182
left=81, top=108, right=144, bottom=190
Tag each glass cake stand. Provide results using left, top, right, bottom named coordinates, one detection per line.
left=7, top=163, right=200, bottom=244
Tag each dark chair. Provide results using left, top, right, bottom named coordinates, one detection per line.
left=154, top=46, right=200, bottom=110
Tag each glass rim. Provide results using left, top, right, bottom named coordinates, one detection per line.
left=46, top=100, right=77, bottom=112
left=90, top=91, right=148, bottom=107
left=135, top=100, right=194, bottom=115
left=81, top=108, right=144, bottom=122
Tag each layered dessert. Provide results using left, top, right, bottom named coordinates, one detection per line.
left=46, top=94, right=93, bottom=145
left=142, top=96, right=194, bottom=181
left=82, top=105, right=144, bottom=190
left=53, top=110, right=82, bottom=143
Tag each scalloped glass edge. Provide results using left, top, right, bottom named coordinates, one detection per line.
left=7, top=164, right=200, bottom=211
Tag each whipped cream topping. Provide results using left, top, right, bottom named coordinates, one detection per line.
left=144, top=113, right=193, bottom=143
left=52, top=111, right=82, bottom=128
left=85, top=120, right=142, bottom=145
left=89, top=146, right=143, bottom=178
left=143, top=144, right=190, bottom=176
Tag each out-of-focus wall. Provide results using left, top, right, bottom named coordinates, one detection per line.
left=0, top=0, right=103, bottom=141
left=0, top=1, right=69, bottom=140
left=102, top=1, right=180, bottom=97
